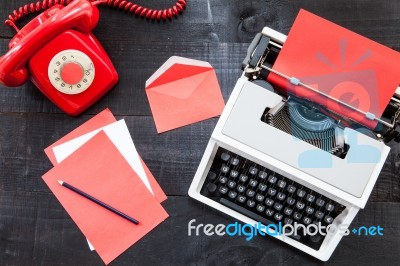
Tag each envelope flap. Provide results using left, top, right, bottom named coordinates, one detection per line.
left=148, top=71, right=212, bottom=99
left=146, top=64, right=212, bottom=89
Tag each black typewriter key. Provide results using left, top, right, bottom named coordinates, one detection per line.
left=287, top=185, right=296, bottom=193
left=221, top=165, right=229, bottom=173
left=206, top=183, right=217, bottom=193
left=228, top=191, right=238, bottom=199
left=303, top=217, right=312, bottom=225
left=286, top=197, right=295, bottom=205
left=221, top=153, right=230, bottom=161
left=247, top=200, right=256, bottom=208
left=237, top=195, right=246, bottom=203
left=265, top=209, right=274, bottom=217
left=227, top=180, right=236, bottom=189
left=230, top=158, right=240, bottom=166
left=256, top=204, right=265, bottom=212
left=258, top=171, right=268, bottom=179
left=293, top=212, right=302, bottom=220
left=296, top=202, right=305, bottom=210
left=219, top=186, right=228, bottom=194
left=265, top=198, right=274, bottom=206
left=237, top=185, right=246, bottom=193
left=306, top=194, right=315, bottom=203
left=246, top=189, right=256, bottom=197
left=230, top=170, right=239, bottom=178
left=284, top=207, right=293, bottom=216
left=305, top=206, right=314, bottom=215
left=258, top=183, right=267, bottom=192
left=324, top=215, right=333, bottom=224
left=249, top=179, right=258, bottom=187
left=249, top=167, right=258, bottom=175
left=277, top=192, right=286, bottom=201
left=267, top=188, right=277, bottom=196
left=274, top=213, right=283, bottom=221
left=219, top=198, right=275, bottom=229
left=219, top=176, right=228, bottom=184
left=284, top=218, right=293, bottom=225
left=200, top=147, right=348, bottom=251
left=255, top=194, right=265, bottom=202
left=315, top=211, right=324, bottom=219
left=274, top=202, right=283, bottom=211
left=268, top=175, right=277, bottom=184
left=316, top=198, right=325, bottom=207
left=277, top=180, right=287, bottom=189
left=239, top=174, right=248, bottom=182
left=297, top=189, right=306, bottom=197
left=207, top=171, right=217, bottom=181
left=325, top=203, right=335, bottom=212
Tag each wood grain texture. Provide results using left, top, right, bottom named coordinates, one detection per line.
left=0, top=0, right=399, bottom=47
left=0, top=194, right=399, bottom=266
left=0, top=40, right=245, bottom=115
left=1, top=0, right=399, bottom=114
left=0, top=113, right=399, bottom=201
left=0, top=0, right=399, bottom=265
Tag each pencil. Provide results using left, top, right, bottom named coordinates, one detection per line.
left=58, top=180, right=139, bottom=225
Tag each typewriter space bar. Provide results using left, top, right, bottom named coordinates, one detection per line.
left=220, top=198, right=275, bottom=226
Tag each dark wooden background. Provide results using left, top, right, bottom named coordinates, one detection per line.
left=0, top=0, right=399, bottom=265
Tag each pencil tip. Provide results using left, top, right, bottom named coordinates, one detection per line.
left=58, top=180, right=63, bottom=185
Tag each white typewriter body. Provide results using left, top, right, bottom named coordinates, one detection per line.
left=189, top=27, right=393, bottom=261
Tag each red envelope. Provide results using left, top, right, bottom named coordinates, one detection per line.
left=145, top=56, right=225, bottom=133
left=42, top=131, right=169, bottom=264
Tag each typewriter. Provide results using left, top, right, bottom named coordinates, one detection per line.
left=188, top=26, right=400, bottom=261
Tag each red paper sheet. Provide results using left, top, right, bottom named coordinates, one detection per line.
left=42, top=131, right=169, bottom=264
left=44, top=109, right=167, bottom=203
left=267, top=9, right=400, bottom=129
left=44, top=108, right=116, bottom=165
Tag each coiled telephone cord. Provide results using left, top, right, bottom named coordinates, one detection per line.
left=5, top=0, right=187, bottom=31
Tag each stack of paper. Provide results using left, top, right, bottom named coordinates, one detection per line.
left=42, top=109, right=168, bottom=264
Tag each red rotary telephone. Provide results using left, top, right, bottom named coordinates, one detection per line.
left=0, top=0, right=186, bottom=116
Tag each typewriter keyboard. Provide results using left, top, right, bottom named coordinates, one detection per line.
left=200, top=147, right=346, bottom=250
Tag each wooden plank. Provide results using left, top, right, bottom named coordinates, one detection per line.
left=0, top=39, right=246, bottom=115
left=0, top=192, right=399, bottom=265
left=0, top=113, right=215, bottom=196
left=0, top=113, right=399, bottom=202
left=0, top=0, right=218, bottom=40
left=0, top=1, right=399, bottom=265
left=0, top=0, right=399, bottom=115
left=0, top=0, right=399, bottom=47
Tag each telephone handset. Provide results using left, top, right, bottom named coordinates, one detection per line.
left=0, top=0, right=187, bottom=116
